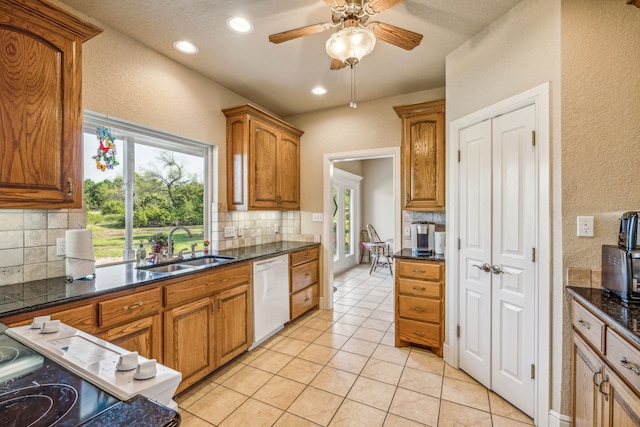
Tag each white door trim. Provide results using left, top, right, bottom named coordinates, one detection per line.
left=321, top=147, right=401, bottom=310
left=332, top=168, right=363, bottom=274
left=446, top=82, right=551, bottom=427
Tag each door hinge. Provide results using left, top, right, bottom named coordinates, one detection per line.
left=531, top=364, right=535, bottom=379
left=458, top=150, right=461, bottom=162
left=532, top=130, right=536, bottom=147
left=532, top=248, right=536, bottom=262
left=457, top=325, right=460, bottom=338
left=458, top=238, right=461, bottom=250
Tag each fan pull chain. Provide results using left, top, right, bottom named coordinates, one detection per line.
left=350, top=63, right=357, bottom=108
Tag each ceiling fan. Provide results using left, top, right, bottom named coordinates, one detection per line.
left=268, top=0, right=423, bottom=71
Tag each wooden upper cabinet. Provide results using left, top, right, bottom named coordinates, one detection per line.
left=223, top=105, right=303, bottom=210
left=394, top=100, right=445, bottom=211
left=0, top=0, right=102, bottom=208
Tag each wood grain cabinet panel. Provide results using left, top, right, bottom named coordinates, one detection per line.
left=223, top=104, right=303, bottom=210
left=214, top=284, right=252, bottom=367
left=0, top=0, right=101, bottom=208
left=395, top=258, right=444, bottom=356
left=98, top=314, right=162, bottom=362
left=394, top=100, right=445, bottom=211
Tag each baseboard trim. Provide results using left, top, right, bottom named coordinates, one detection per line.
left=548, top=410, right=571, bottom=427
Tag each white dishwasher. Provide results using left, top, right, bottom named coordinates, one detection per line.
left=251, top=255, right=290, bottom=349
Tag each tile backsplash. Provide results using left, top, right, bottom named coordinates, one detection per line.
left=0, top=208, right=86, bottom=286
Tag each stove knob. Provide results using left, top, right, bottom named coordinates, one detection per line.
left=116, top=352, right=139, bottom=371
left=30, top=315, right=51, bottom=329
left=40, top=320, right=61, bottom=334
left=133, top=359, right=157, bottom=380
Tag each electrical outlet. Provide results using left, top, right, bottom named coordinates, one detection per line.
left=404, top=226, right=411, bottom=237
left=312, top=213, right=324, bottom=222
left=56, top=238, right=66, bottom=256
left=224, top=226, right=237, bottom=238
left=274, top=224, right=279, bottom=234
left=237, top=226, right=243, bottom=237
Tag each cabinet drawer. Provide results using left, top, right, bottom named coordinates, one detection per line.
left=291, top=260, right=319, bottom=293
left=291, top=283, right=318, bottom=320
left=290, top=247, right=319, bottom=267
left=164, top=263, right=251, bottom=307
left=398, top=295, right=440, bottom=323
left=397, top=278, right=441, bottom=298
left=396, top=261, right=442, bottom=281
left=99, top=288, right=161, bottom=328
left=606, top=328, right=640, bottom=393
left=397, top=318, right=441, bottom=347
left=571, top=300, right=605, bottom=353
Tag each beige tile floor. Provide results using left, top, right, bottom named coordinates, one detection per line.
left=176, top=263, right=535, bottom=427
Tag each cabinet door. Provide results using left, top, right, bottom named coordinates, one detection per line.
left=602, top=367, right=640, bottom=427
left=0, top=2, right=100, bottom=208
left=250, top=119, right=279, bottom=208
left=98, top=314, right=162, bottom=362
left=164, top=297, right=214, bottom=393
left=214, top=284, right=252, bottom=367
left=573, top=333, right=604, bottom=427
left=401, top=110, right=445, bottom=210
left=277, top=134, right=300, bottom=209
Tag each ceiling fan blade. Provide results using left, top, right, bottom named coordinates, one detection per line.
left=366, top=0, right=404, bottom=14
left=269, top=23, right=331, bottom=44
left=369, top=22, right=423, bottom=50
left=330, top=58, right=347, bottom=70
left=324, top=0, right=347, bottom=9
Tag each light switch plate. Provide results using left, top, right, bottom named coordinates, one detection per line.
left=577, top=216, right=594, bottom=237
left=224, top=226, right=237, bottom=238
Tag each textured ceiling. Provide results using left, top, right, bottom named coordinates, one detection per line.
left=58, top=0, right=523, bottom=116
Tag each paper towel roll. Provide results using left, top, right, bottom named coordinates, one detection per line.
left=434, top=231, right=446, bottom=255
left=65, top=229, right=95, bottom=280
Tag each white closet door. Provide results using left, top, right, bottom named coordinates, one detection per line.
left=458, top=119, right=493, bottom=387
left=458, top=104, right=536, bottom=417
left=490, top=104, right=536, bottom=416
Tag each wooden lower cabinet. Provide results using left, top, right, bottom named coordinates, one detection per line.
left=214, top=284, right=252, bottom=367
left=573, top=332, right=603, bottom=427
left=603, top=364, right=640, bottom=427
left=98, top=314, right=162, bottom=362
left=289, top=246, right=320, bottom=320
left=164, top=297, right=215, bottom=393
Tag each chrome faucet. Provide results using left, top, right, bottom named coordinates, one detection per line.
left=167, top=226, right=193, bottom=259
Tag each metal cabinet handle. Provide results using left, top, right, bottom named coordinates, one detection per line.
left=412, top=269, right=426, bottom=273
left=413, top=307, right=425, bottom=312
left=473, top=263, right=491, bottom=273
left=67, top=178, right=73, bottom=196
left=405, top=192, right=409, bottom=205
left=413, top=331, right=424, bottom=336
left=592, top=369, right=602, bottom=387
left=124, top=302, right=143, bottom=311
left=621, top=357, right=640, bottom=375
left=578, top=319, right=591, bottom=330
left=599, top=375, right=609, bottom=401
left=412, top=286, right=426, bottom=291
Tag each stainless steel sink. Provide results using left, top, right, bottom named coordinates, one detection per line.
left=180, top=256, right=235, bottom=266
left=142, top=263, right=193, bottom=273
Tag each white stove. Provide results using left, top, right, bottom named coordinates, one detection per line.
left=5, top=318, right=181, bottom=409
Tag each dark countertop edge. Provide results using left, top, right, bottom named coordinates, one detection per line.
left=392, top=248, right=446, bottom=262
left=566, top=286, right=640, bottom=349
left=0, top=241, right=319, bottom=319
left=84, top=395, right=180, bottom=427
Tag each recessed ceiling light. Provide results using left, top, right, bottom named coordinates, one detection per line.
left=227, top=17, right=253, bottom=33
left=173, top=40, right=199, bottom=54
left=312, top=87, right=327, bottom=95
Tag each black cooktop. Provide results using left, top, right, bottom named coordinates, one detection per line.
left=0, top=330, right=119, bottom=427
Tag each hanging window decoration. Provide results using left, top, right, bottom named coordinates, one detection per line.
left=93, top=126, right=119, bottom=171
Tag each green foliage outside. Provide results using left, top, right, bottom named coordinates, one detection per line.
left=85, top=151, right=205, bottom=263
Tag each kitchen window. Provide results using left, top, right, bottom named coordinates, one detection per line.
left=83, top=111, right=213, bottom=265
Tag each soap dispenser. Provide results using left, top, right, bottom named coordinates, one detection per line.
left=136, top=242, right=147, bottom=266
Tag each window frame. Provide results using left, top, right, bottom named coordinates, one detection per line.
left=83, top=110, right=215, bottom=265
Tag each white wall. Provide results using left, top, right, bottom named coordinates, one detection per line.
left=361, top=158, right=394, bottom=243
left=445, top=0, right=563, bottom=415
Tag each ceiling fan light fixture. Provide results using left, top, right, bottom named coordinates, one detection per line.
left=227, top=17, right=253, bottom=33
left=325, top=27, right=376, bottom=64
left=173, top=40, right=199, bottom=54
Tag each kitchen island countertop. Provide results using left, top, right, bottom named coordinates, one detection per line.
left=566, top=286, right=640, bottom=349
left=0, top=241, right=318, bottom=318
left=392, top=248, right=446, bottom=262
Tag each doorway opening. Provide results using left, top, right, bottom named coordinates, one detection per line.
left=321, top=147, right=401, bottom=310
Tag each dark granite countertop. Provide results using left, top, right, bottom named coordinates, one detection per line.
left=392, top=248, right=446, bottom=262
left=566, top=286, right=640, bottom=348
left=85, top=395, right=180, bottom=427
left=0, top=241, right=318, bottom=318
